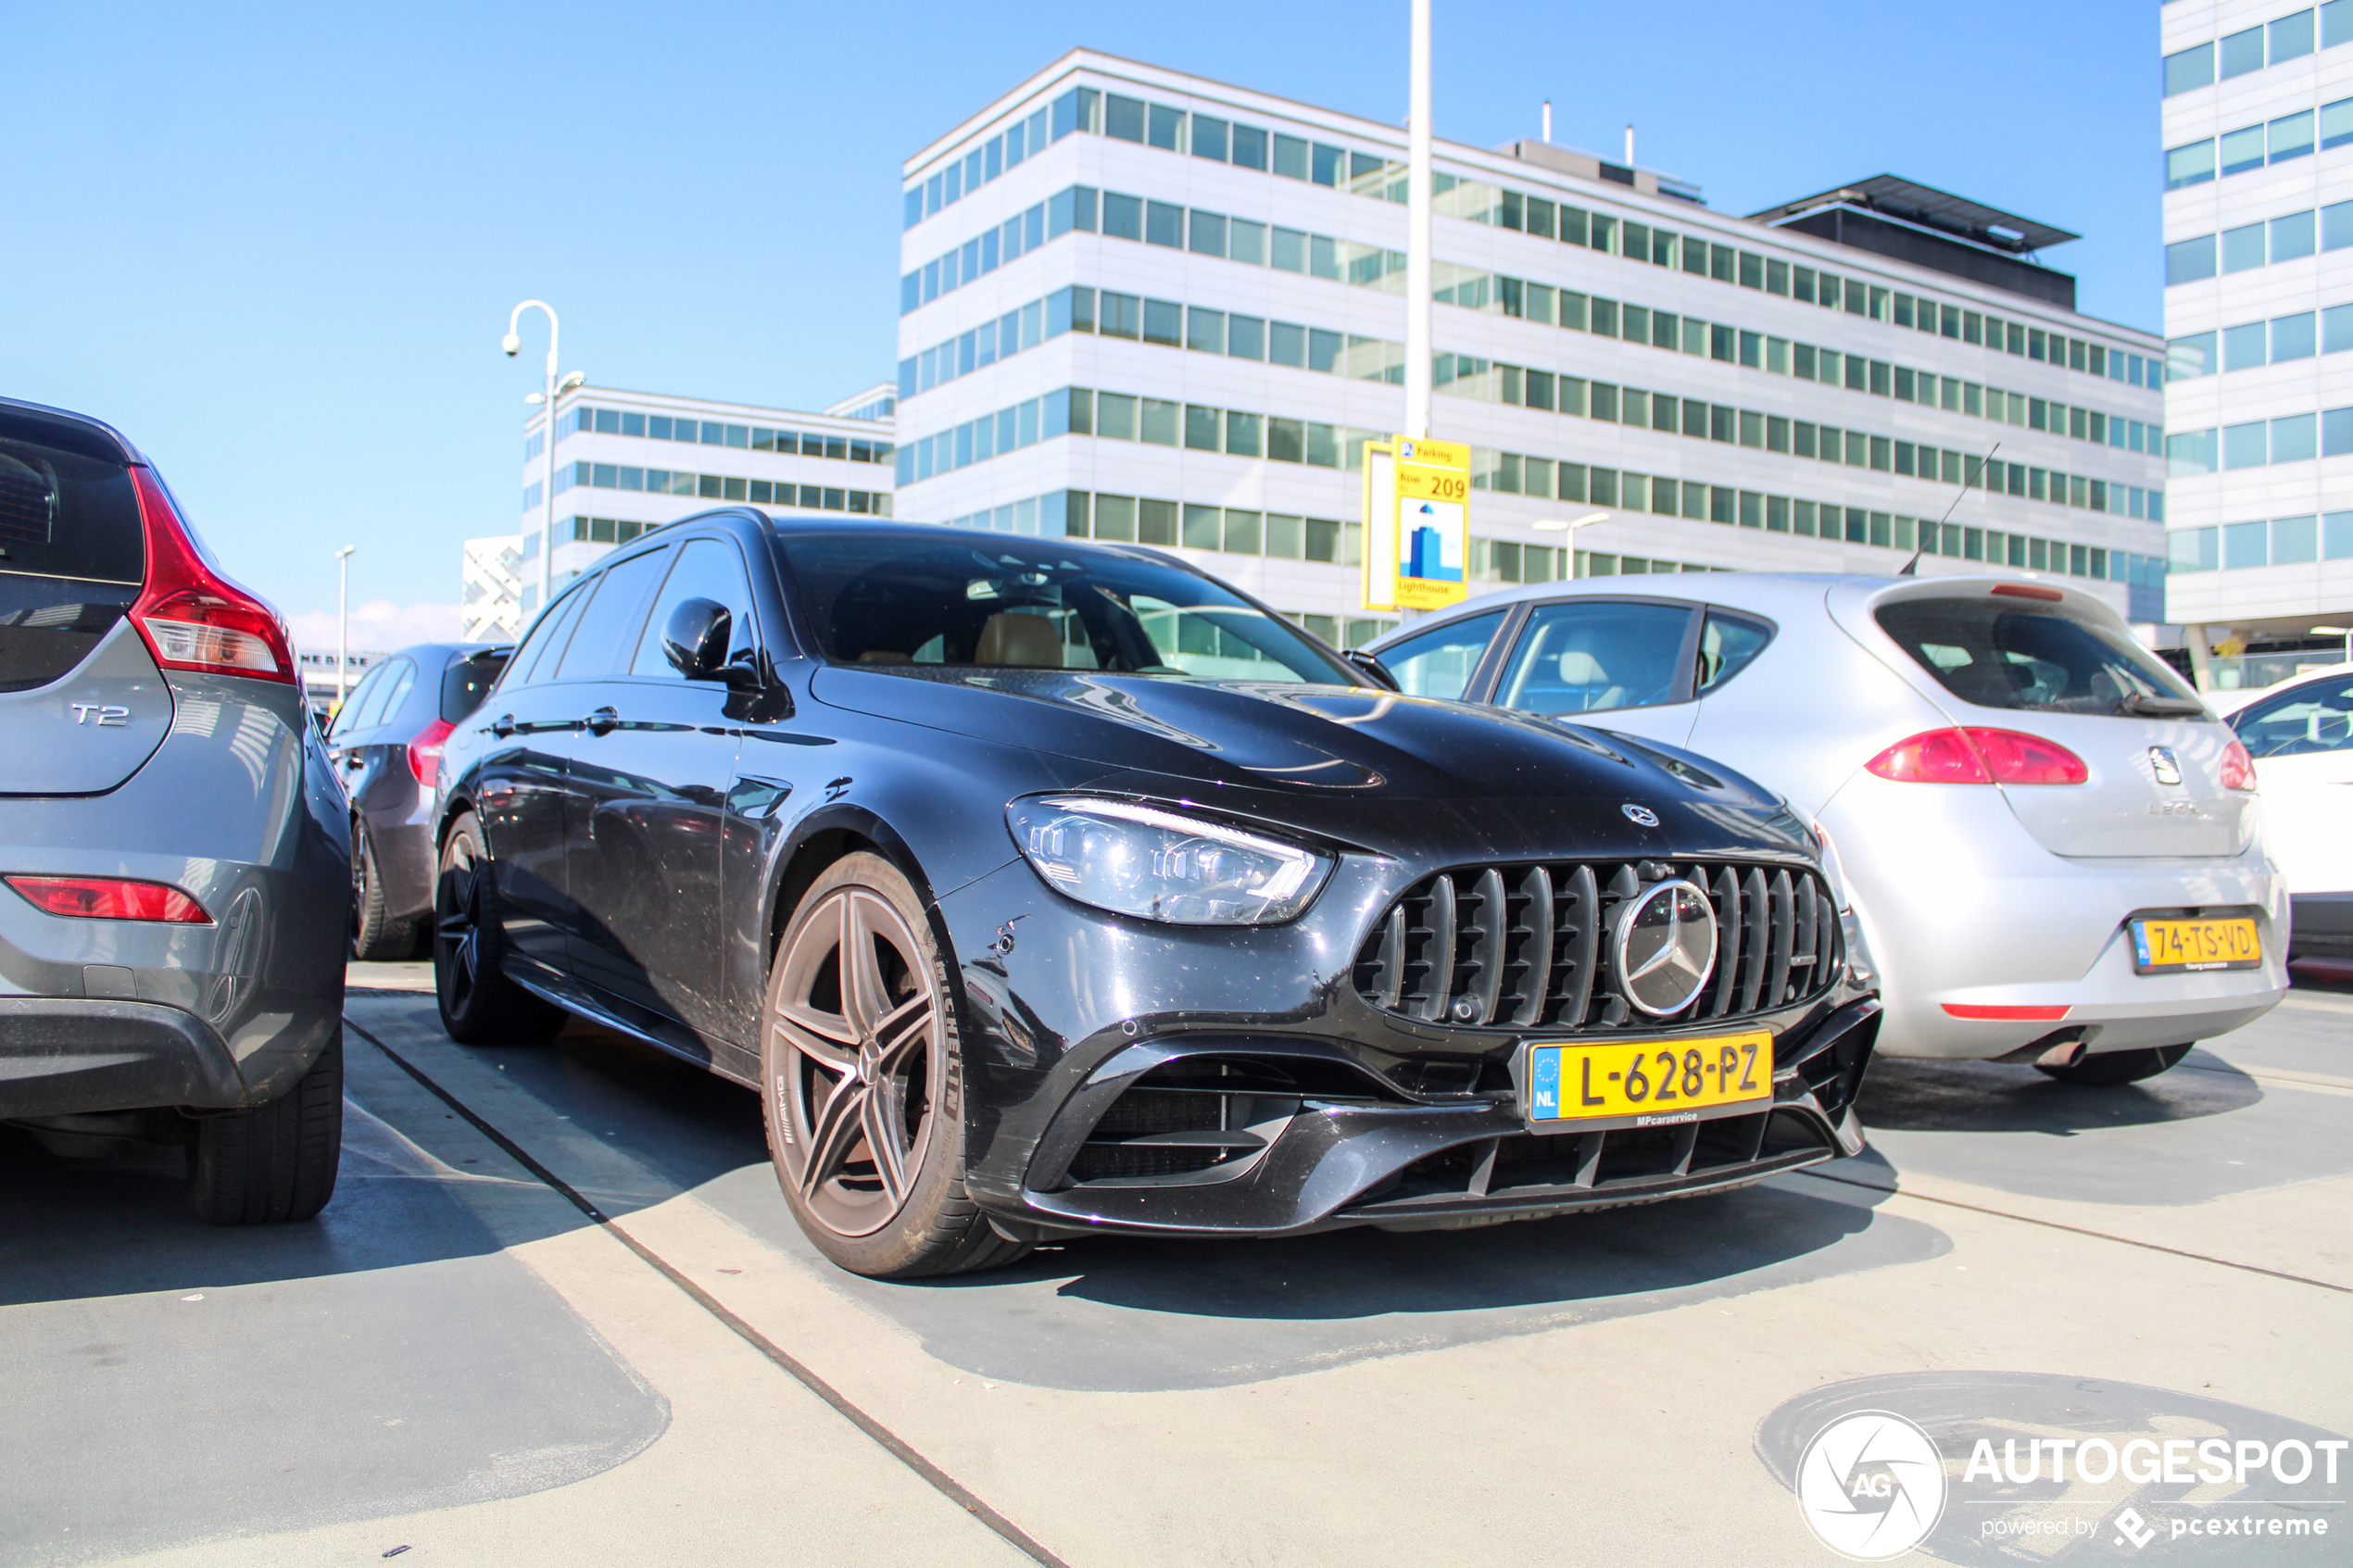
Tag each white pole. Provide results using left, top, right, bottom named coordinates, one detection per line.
left=1541, top=100, right=1552, bottom=144
left=1404, top=0, right=1433, bottom=441
left=540, top=324, right=559, bottom=612
left=505, top=300, right=562, bottom=615
left=1624, top=124, right=1635, bottom=166
left=333, top=545, right=356, bottom=713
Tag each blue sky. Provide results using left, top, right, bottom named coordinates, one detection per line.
left=2, top=1, right=2163, bottom=640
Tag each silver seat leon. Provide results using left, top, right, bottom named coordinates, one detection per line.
left=0, top=396, right=349, bottom=1221
left=1366, top=572, right=2287, bottom=1085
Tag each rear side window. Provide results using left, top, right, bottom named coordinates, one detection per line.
left=327, top=662, right=390, bottom=738
left=1694, top=610, right=1773, bottom=696
left=0, top=410, right=147, bottom=693
left=338, top=657, right=413, bottom=735
left=556, top=548, right=671, bottom=679
left=1492, top=600, right=1696, bottom=715
left=441, top=651, right=510, bottom=721
left=1875, top=596, right=2197, bottom=715
left=505, top=584, right=590, bottom=689
left=2233, top=675, right=2353, bottom=757
left=1377, top=609, right=1504, bottom=700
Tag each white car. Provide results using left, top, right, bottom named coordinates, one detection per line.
left=1365, top=573, right=2289, bottom=1085
left=2225, top=665, right=2353, bottom=962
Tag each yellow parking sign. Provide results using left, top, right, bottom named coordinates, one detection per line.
left=1362, top=435, right=1470, bottom=611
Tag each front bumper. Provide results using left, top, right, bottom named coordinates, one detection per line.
left=984, top=998, right=1879, bottom=1240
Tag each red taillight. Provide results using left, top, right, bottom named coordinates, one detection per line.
left=2220, top=738, right=2259, bottom=792
left=1865, top=729, right=1992, bottom=784
left=408, top=717, right=454, bottom=787
left=1991, top=583, right=2066, bottom=602
left=1865, top=728, right=2088, bottom=786
left=6, top=874, right=211, bottom=923
left=128, top=467, right=296, bottom=684
left=1963, top=728, right=2090, bottom=785
left=1943, top=1003, right=2070, bottom=1021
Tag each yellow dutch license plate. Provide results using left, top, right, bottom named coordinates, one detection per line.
left=1522, top=1030, right=1774, bottom=1132
left=2132, top=916, right=2261, bottom=974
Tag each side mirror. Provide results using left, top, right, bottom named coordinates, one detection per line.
left=662, top=597, right=732, bottom=680
left=1342, top=649, right=1399, bottom=691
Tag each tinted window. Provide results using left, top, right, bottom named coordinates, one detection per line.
left=2233, top=674, right=2353, bottom=757
left=1694, top=610, right=1773, bottom=695
left=348, top=657, right=414, bottom=734
left=1492, top=601, right=1695, bottom=714
left=630, top=539, right=759, bottom=678
left=440, top=650, right=510, bottom=721
left=327, top=661, right=392, bottom=739
left=777, top=533, right=1354, bottom=684
left=1876, top=597, right=2198, bottom=716
left=0, top=411, right=145, bottom=584
left=506, top=583, right=591, bottom=689
left=556, top=548, right=670, bottom=680
left=1378, top=609, right=1506, bottom=699
left=0, top=412, right=148, bottom=692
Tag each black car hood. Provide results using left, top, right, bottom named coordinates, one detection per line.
left=809, top=665, right=1811, bottom=860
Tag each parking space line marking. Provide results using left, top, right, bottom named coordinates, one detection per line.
left=1791, top=1167, right=2352, bottom=1295
left=345, top=1016, right=1075, bottom=1568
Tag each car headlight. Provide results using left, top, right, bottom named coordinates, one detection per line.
left=1006, top=797, right=1331, bottom=925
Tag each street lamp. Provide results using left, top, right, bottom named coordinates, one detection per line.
left=1535, top=512, right=1609, bottom=577
left=502, top=301, right=584, bottom=615
left=333, top=545, right=356, bottom=714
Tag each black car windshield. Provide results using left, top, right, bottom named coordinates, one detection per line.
left=1876, top=596, right=2200, bottom=717
left=778, top=532, right=1357, bottom=684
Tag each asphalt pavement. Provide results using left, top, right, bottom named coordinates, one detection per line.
left=3, top=964, right=2347, bottom=1566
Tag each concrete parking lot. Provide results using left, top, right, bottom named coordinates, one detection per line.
left=5, top=967, right=2347, bottom=1566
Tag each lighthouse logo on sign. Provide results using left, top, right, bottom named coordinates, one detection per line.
left=1403, top=502, right=1464, bottom=583
left=1794, top=1411, right=1947, bottom=1561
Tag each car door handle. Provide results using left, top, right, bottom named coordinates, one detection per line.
left=490, top=713, right=516, bottom=738
left=585, top=707, right=621, bottom=736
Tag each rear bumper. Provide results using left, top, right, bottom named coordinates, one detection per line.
left=0, top=997, right=248, bottom=1118
left=975, top=998, right=1881, bottom=1239
left=1830, top=795, right=2291, bottom=1059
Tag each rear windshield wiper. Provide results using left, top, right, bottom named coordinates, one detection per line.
left=2118, top=691, right=2208, bottom=719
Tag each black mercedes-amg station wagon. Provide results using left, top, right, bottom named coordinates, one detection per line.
left=432, top=511, right=1879, bottom=1277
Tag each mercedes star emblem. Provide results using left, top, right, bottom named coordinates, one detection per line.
left=1614, top=879, right=1719, bottom=1016
left=1621, top=803, right=1660, bottom=827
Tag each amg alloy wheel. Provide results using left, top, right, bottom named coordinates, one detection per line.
left=761, top=853, right=1027, bottom=1278
left=433, top=814, right=564, bottom=1046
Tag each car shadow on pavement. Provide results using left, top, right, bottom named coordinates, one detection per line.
left=1855, top=1054, right=2261, bottom=1135
left=712, top=1166, right=1951, bottom=1393
left=0, top=1088, right=593, bottom=1310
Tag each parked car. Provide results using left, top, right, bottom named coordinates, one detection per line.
left=329, top=641, right=511, bottom=959
left=2226, top=665, right=2353, bottom=960
left=0, top=395, right=348, bottom=1221
left=1365, top=572, right=2288, bottom=1086
left=429, top=511, right=1880, bottom=1278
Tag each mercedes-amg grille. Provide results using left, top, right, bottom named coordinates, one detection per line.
left=1351, top=859, right=1840, bottom=1032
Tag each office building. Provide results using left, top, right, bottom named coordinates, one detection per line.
left=2161, top=0, right=2353, bottom=688
left=460, top=533, right=524, bottom=642
left=893, top=50, right=2171, bottom=648
left=516, top=385, right=895, bottom=614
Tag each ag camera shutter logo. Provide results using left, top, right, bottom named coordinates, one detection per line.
left=1794, top=1410, right=1947, bottom=1561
